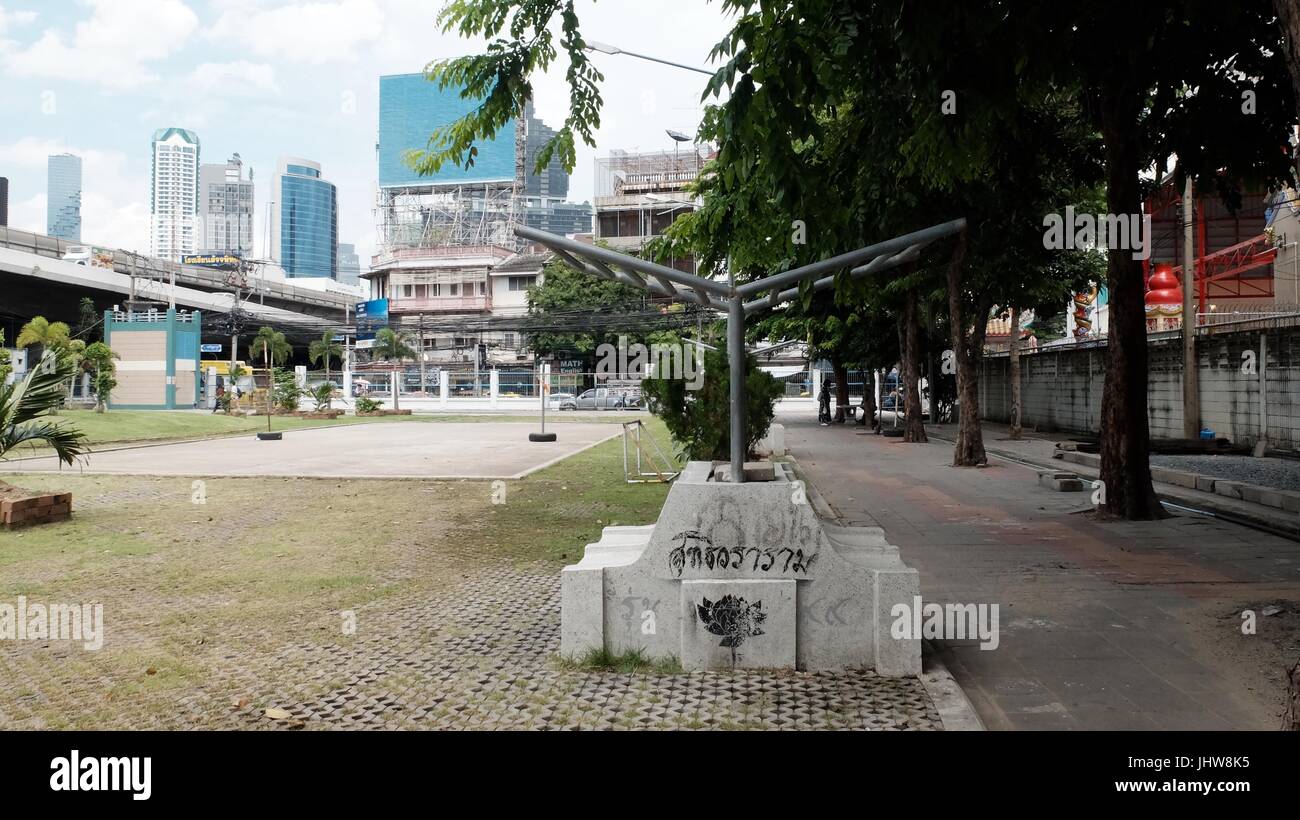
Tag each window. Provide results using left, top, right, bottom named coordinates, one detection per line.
left=401, top=284, right=414, bottom=298
left=508, top=275, right=536, bottom=291
left=448, top=283, right=459, bottom=296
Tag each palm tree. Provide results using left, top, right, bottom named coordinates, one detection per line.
left=0, top=350, right=88, bottom=465
left=308, top=331, right=342, bottom=383
left=250, top=327, right=292, bottom=420
left=16, top=316, right=72, bottom=358
left=372, top=328, right=415, bottom=411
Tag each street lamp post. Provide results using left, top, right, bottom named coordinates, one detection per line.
left=584, top=41, right=714, bottom=76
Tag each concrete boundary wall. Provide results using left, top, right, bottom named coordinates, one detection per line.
left=977, top=321, right=1300, bottom=449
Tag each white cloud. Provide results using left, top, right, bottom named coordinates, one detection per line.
left=0, top=137, right=150, bottom=251
left=4, top=0, right=198, bottom=89
left=206, top=0, right=384, bottom=64
left=184, top=61, right=280, bottom=97
left=0, top=4, right=38, bottom=35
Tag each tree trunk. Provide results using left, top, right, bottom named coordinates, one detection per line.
left=1008, top=305, right=1022, bottom=440
left=832, top=360, right=849, bottom=423
left=1285, top=656, right=1300, bottom=731
left=1098, top=81, right=1166, bottom=519
left=1275, top=0, right=1300, bottom=119
left=393, top=366, right=401, bottom=410
left=902, top=287, right=927, bottom=443
left=947, top=232, right=987, bottom=466
left=860, top=370, right=876, bottom=428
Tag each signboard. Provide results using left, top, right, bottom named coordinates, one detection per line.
left=200, top=343, right=223, bottom=353
left=184, top=254, right=243, bottom=269
left=355, top=299, right=389, bottom=342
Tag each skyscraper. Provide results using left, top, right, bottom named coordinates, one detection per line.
left=337, top=242, right=361, bottom=286
left=150, top=127, right=200, bottom=261
left=271, top=158, right=337, bottom=278
left=46, top=154, right=82, bottom=241
left=0, top=176, right=9, bottom=227
left=199, top=153, right=254, bottom=256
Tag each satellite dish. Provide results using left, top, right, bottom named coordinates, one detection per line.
left=666, top=129, right=692, bottom=143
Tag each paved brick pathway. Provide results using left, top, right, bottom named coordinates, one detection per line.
left=1, top=561, right=939, bottom=731
left=785, top=411, right=1300, bottom=730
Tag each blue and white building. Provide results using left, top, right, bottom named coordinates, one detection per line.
left=46, top=153, right=82, bottom=241
left=271, top=157, right=338, bottom=279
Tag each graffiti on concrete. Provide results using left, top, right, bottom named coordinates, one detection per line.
left=667, top=530, right=818, bottom=578
left=697, top=594, right=767, bottom=666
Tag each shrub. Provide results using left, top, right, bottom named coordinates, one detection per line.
left=641, top=337, right=783, bottom=462
left=355, top=396, right=383, bottom=414
left=272, top=369, right=301, bottom=411
left=309, top=382, right=333, bottom=411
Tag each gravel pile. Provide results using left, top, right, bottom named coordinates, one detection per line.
left=1151, top=454, right=1300, bottom=492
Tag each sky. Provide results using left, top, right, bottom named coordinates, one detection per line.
left=0, top=0, right=735, bottom=270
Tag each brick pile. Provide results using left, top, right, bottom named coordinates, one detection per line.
left=1, top=490, right=72, bottom=528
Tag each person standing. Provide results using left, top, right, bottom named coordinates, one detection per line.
left=818, top=378, right=832, bottom=426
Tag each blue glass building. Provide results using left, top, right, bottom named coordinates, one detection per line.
left=47, top=153, right=82, bottom=241
left=272, top=158, right=337, bottom=278
left=378, top=74, right=517, bottom=187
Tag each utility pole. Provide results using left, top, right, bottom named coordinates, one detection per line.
left=1182, top=177, right=1200, bottom=439
left=418, top=314, right=427, bottom=394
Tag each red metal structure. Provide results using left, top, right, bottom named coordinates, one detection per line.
left=1144, top=179, right=1277, bottom=319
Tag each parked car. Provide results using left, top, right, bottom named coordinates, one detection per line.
left=560, top=388, right=641, bottom=410
left=547, top=392, right=575, bottom=410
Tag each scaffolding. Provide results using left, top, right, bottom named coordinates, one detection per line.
left=375, top=118, right=527, bottom=254
left=594, top=146, right=709, bottom=198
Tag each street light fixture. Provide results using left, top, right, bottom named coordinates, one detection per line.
left=582, top=41, right=714, bottom=75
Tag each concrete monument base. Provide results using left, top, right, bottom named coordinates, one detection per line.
left=560, top=460, right=921, bottom=675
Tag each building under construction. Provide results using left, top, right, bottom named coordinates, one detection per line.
left=593, top=145, right=709, bottom=273
left=367, top=76, right=594, bottom=375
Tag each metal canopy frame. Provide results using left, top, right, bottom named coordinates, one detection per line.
left=513, top=218, right=966, bottom=482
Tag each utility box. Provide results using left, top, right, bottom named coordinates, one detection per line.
left=103, top=307, right=202, bottom=409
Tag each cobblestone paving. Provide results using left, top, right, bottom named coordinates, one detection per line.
left=1, top=561, right=940, bottom=731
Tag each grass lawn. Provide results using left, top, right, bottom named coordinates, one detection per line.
left=0, top=417, right=679, bottom=728
left=4, top=408, right=643, bottom=457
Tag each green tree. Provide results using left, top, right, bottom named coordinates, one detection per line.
left=0, top=330, right=11, bottom=386
left=308, top=331, right=343, bottom=380
left=75, top=297, right=100, bottom=344
left=0, top=350, right=88, bottom=465
left=372, top=328, right=415, bottom=411
left=525, top=257, right=653, bottom=362
left=642, top=336, right=783, bottom=462
left=421, top=1, right=1292, bottom=514
left=81, top=341, right=119, bottom=414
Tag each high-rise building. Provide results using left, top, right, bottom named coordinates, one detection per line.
left=150, top=127, right=200, bottom=261
left=46, top=153, right=82, bottom=241
left=337, top=242, right=361, bottom=286
left=199, top=153, right=254, bottom=257
left=0, top=176, right=9, bottom=227
left=520, top=100, right=591, bottom=236
left=271, top=157, right=337, bottom=279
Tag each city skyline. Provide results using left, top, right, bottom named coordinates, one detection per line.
left=0, top=0, right=729, bottom=269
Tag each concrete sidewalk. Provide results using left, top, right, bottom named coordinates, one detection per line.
left=783, top=409, right=1300, bottom=730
